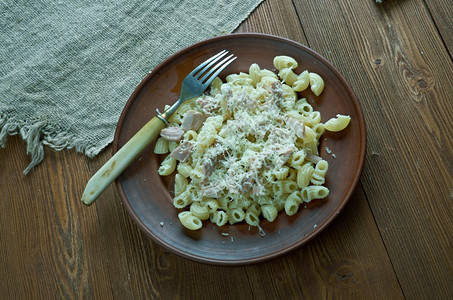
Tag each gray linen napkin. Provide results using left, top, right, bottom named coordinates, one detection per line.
left=0, top=1, right=263, bottom=173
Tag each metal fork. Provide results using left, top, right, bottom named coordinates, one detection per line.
left=81, top=50, right=236, bottom=205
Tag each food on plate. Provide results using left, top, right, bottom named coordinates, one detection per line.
left=156, top=55, right=351, bottom=230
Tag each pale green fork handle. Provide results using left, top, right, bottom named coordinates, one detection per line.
left=81, top=116, right=165, bottom=205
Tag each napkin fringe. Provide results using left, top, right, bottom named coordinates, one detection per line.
left=0, top=114, right=103, bottom=174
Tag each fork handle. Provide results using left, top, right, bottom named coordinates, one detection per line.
left=81, top=116, right=166, bottom=206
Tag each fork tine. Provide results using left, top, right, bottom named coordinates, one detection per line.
left=190, top=50, right=228, bottom=77
left=200, top=54, right=237, bottom=85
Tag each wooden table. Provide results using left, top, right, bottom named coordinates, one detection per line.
left=1, top=0, right=452, bottom=299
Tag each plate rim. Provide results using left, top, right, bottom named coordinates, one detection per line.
left=113, top=33, right=367, bottom=265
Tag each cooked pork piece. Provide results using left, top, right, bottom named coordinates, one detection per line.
left=170, top=141, right=194, bottom=162
left=160, top=126, right=184, bottom=142
left=182, top=110, right=207, bottom=131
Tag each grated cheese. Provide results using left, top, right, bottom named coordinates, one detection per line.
left=193, top=80, right=299, bottom=198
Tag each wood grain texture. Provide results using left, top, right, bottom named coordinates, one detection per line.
left=423, top=0, right=453, bottom=55
left=291, top=0, right=453, bottom=298
left=236, top=0, right=307, bottom=44
left=1, top=0, right=452, bottom=299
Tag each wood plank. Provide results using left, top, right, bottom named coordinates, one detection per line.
left=423, top=0, right=453, bottom=55
left=291, top=0, right=453, bottom=298
left=0, top=136, right=95, bottom=299
left=236, top=0, right=307, bottom=44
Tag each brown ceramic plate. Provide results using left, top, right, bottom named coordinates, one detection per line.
left=114, top=33, right=366, bottom=265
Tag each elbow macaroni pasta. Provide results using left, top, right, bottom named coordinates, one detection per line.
left=190, top=202, right=210, bottom=220
left=273, top=55, right=298, bottom=70
left=174, top=174, right=187, bottom=197
left=309, top=72, right=324, bottom=96
left=324, top=114, right=351, bottom=132
left=154, top=137, right=169, bottom=154
left=178, top=211, right=203, bottom=230
left=292, top=70, right=310, bottom=92
left=158, top=155, right=176, bottom=176
left=157, top=55, right=351, bottom=230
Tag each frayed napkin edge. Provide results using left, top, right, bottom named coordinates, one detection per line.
left=0, top=114, right=108, bottom=174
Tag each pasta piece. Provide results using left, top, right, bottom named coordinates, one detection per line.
left=272, top=181, right=284, bottom=197
left=228, top=208, right=245, bottom=225
left=190, top=202, right=210, bottom=220
left=231, top=194, right=252, bottom=211
left=296, top=163, right=315, bottom=188
left=178, top=211, right=202, bottom=230
left=217, top=197, right=229, bottom=211
left=312, top=123, right=325, bottom=139
left=303, top=126, right=319, bottom=154
left=290, top=150, right=306, bottom=168
left=168, top=141, right=179, bottom=152
left=311, top=173, right=325, bottom=185
left=226, top=72, right=253, bottom=86
left=314, top=159, right=328, bottom=176
left=311, top=159, right=328, bottom=185
left=195, top=123, right=217, bottom=150
left=158, top=155, right=177, bottom=176
left=324, top=114, right=351, bottom=132
left=287, top=168, right=297, bottom=181
left=281, top=180, right=299, bottom=194
left=247, top=202, right=262, bottom=216
left=301, top=186, right=329, bottom=202
left=256, top=195, right=273, bottom=206
left=205, top=199, right=219, bottom=212
left=168, top=113, right=182, bottom=124
left=177, top=163, right=193, bottom=178
left=189, top=164, right=205, bottom=182
left=284, top=191, right=301, bottom=216
left=295, top=98, right=313, bottom=116
left=249, top=63, right=262, bottom=87
left=245, top=211, right=260, bottom=226
left=261, top=204, right=278, bottom=222
left=186, top=183, right=202, bottom=202
left=210, top=210, right=228, bottom=227
left=183, top=130, right=198, bottom=141
left=274, top=166, right=290, bottom=180
left=309, top=72, right=324, bottom=96
left=174, top=173, right=188, bottom=197
left=177, top=101, right=195, bottom=117
left=163, top=104, right=183, bottom=124
left=287, top=190, right=302, bottom=203
left=307, top=111, right=321, bottom=126
left=257, top=75, right=280, bottom=92
left=275, top=198, right=286, bottom=211
left=273, top=55, right=298, bottom=70
left=278, top=68, right=298, bottom=86
left=210, top=77, right=223, bottom=93
left=259, top=68, right=279, bottom=79
left=173, top=191, right=192, bottom=208
left=154, top=137, right=169, bottom=154
left=286, top=168, right=297, bottom=181
left=288, top=110, right=319, bottom=128
left=292, top=70, right=310, bottom=92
